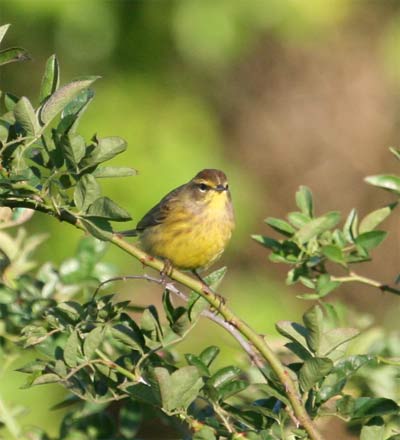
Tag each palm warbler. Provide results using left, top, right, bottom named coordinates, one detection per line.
left=121, top=169, right=235, bottom=277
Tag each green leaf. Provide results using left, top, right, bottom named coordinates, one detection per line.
left=316, top=274, right=341, bottom=298
left=110, top=324, right=144, bottom=353
left=296, top=186, right=313, bottom=217
left=59, top=88, right=95, bottom=135
left=61, top=134, right=86, bottom=171
left=199, top=346, right=220, bottom=367
left=343, top=208, right=358, bottom=242
left=63, top=331, right=81, bottom=368
left=365, top=174, right=400, bottom=194
left=83, top=326, right=104, bottom=360
left=0, top=24, right=10, bottom=44
left=287, top=211, right=310, bottom=228
left=39, top=76, right=100, bottom=125
left=153, top=366, right=203, bottom=412
left=319, top=355, right=374, bottom=403
left=251, top=235, right=282, bottom=252
left=299, top=357, right=333, bottom=392
left=80, top=217, right=113, bottom=241
left=275, top=321, right=310, bottom=352
left=321, top=245, right=345, bottom=264
left=217, top=380, right=247, bottom=401
left=389, top=146, right=400, bottom=161
left=0, top=47, right=30, bottom=66
left=355, top=230, right=387, bottom=251
left=337, top=396, right=399, bottom=419
left=86, top=196, right=131, bottom=221
left=39, top=54, right=60, bottom=104
left=119, top=400, right=142, bottom=439
left=80, top=136, right=127, bottom=167
left=92, top=166, right=136, bottom=178
left=31, top=373, right=60, bottom=386
left=4, top=92, right=19, bottom=111
left=303, top=306, right=324, bottom=353
left=185, top=354, right=210, bottom=376
left=265, top=217, right=295, bottom=237
left=359, top=205, right=396, bottom=233
left=360, top=419, right=385, bottom=440
left=208, top=366, right=241, bottom=389
left=319, top=327, right=359, bottom=358
left=74, top=174, right=101, bottom=212
left=193, top=426, right=216, bottom=440
left=295, top=212, right=341, bottom=244
left=14, top=97, right=40, bottom=136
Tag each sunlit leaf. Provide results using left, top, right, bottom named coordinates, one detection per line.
left=355, top=231, right=387, bottom=251
left=365, top=174, right=400, bottom=194
left=14, top=96, right=40, bottom=136
left=39, top=54, right=60, bottom=104
left=265, top=217, right=295, bottom=237
left=40, top=76, right=100, bottom=125
left=86, top=196, right=131, bottom=221
left=296, top=186, right=313, bottom=217
left=295, top=212, right=340, bottom=244
left=359, top=205, right=395, bottom=234
left=0, top=47, right=30, bottom=66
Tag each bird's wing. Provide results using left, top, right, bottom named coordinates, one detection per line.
left=136, top=184, right=184, bottom=231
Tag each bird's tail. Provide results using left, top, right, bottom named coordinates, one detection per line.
left=118, top=229, right=138, bottom=237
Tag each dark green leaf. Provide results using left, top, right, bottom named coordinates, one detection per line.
left=39, top=76, right=100, bottom=125
left=199, top=346, right=220, bottom=367
left=355, top=231, right=387, bottom=251
left=80, top=217, right=113, bottom=241
left=83, top=326, right=104, bottom=359
left=296, top=186, right=313, bottom=217
left=86, top=196, right=131, bottom=221
left=337, top=396, right=399, bottom=419
left=295, top=212, right=341, bottom=244
left=74, top=174, right=101, bottom=212
left=316, top=274, right=341, bottom=298
left=208, top=366, right=241, bottom=388
left=275, top=321, right=310, bottom=351
left=119, top=400, right=142, bottom=439
left=303, top=306, right=323, bottom=353
left=59, top=88, right=95, bottom=135
left=39, top=54, right=60, bottom=104
left=80, top=136, right=127, bottom=167
left=217, top=380, right=247, bottom=401
left=14, top=97, right=39, bottom=136
left=61, top=134, right=85, bottom=171
left=299, top=357, right=333, bottom=392
left=251, top=235, right=282, bottom=252
left=92, top=166, right=136, bottom=178
left=265, top=217, right=295, bottom=237
left=110, top=324, right=144, bottom=353
left=359, top=205, right=396, bottom=233
left=319, top=355, right=374, bottom=403
left=0, top=47, right=30, bottom=66
left=185, top=354, right=210, bottom=376
left=64, top=330, right=81, bottom=368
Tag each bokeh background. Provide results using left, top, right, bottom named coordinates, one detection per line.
left=1, top=1, right=400, bottom=439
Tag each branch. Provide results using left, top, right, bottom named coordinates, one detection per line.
left=332, top=271, right=400, bottom=296
left=0, top=197, right=324, bottom=440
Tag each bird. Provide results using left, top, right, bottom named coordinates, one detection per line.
left=119, top=169, right=235, bottom=281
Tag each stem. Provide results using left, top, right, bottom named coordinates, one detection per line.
left=0, top=393, right=21, bottom=439
left=0, top=198, right=323, bottom=440
left=95, top=349, right=139, bottom=382
left=332, top=271, right=400, bottom=296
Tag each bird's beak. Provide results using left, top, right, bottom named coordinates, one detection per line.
left=215, top=184, right=227, bottom=192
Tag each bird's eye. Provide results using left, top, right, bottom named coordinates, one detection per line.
left=198, top=183, right=208, bottom=192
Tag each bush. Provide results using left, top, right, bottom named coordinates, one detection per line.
left=1, top=24, right=400, bottom=440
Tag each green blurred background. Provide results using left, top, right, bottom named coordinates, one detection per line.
left=1, top=1, right=400, bottom=438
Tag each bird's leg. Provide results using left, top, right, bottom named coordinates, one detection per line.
left=192, top=270, right=226, bottom=309
left=160, top=259, right=174, bottom=286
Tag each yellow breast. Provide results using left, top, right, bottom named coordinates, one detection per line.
left=139, top=194, right=234, bottom=270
